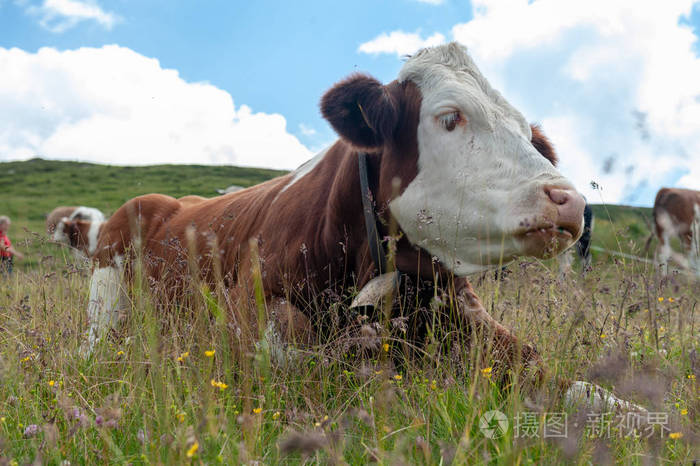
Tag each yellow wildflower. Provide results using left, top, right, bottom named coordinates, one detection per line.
left=658, top=297, right=664, bottom=302
left=393, top=374, right=402, bottom=381
left=383, top=343, right=389, bottom=352
left=186, top=441, right=199, bottom=458
left=481, top=367, right=493, bottom=378
left=272, top=411, right=280, bottom=420
left=253, top=407, right=262, bottom=414
left=680, top=409, right=688, bottom=416
left=177, top=351, right=189, bottom=362
left=688, top=374, right=696, bottom=380
left=176, top=412, right=185, bottom=423
left=669, top=432, right=683, bottom=440
left=430, top=380, right=437, bottom=391
left=205, top=350, right=215, bottom=357
left=48, top=380, right=55, bottom=387
left=600, top=333, right=607, bottom=339
left=210, top=379, right=228, bottom=390
left=668, top=297, right=675, bottom=303
left=116, top=350, right=124, bottom=356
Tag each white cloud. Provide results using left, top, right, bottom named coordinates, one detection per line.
left=358, top=31, right=446, bottom=57
left=450, top=0, right=700, bottom=205
left=0, top=45, right=312, bottom=170
left=27, top=0, right=119, bottom=32
left=359, top=0, right=700, bottom=204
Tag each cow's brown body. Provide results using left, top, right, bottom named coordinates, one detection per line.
left=177, top=195, right=209, bottom=207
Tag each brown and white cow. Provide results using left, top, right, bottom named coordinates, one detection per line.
left=50, top=206, right=106, bottom=257
left=85, top=43, right=641, bottom=411
left=653, top=187, right=700, bottom=274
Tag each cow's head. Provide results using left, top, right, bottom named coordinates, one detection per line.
left=53, top=217, right=100, bottom=255
left=321, top=42, right=585, bottom=275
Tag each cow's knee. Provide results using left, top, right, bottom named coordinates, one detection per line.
left=260, top=298, right=316, bottom=368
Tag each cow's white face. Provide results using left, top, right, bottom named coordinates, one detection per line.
left=321, top=42, right=585, bottom=276
left=389, top=44, right=584, bottom=275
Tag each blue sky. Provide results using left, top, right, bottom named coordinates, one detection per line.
left=2, top=0, right=700, bottom=206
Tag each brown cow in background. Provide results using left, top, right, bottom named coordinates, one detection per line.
left=652, top=187, right=700, bottom=273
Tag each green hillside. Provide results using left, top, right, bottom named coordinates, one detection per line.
left=0, top=158, right=285, bottom=268
left=1, top=158, right=661, bottom=269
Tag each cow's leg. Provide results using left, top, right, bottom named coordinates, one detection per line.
left=80, top=257, right=127, bottom=357
left=563, top=380, right=647, bottom=413
left=688, top=204, right=700, bottom=275
left=454, top=280, right=544, bottom=383
left=655, top=210, right=673, bottom=274
left=453, top=281, right=647, bottom=412
left=257, top=296, right=316, bottom=367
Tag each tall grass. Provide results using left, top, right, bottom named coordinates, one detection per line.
left=0, top=228, right=697, bottom=465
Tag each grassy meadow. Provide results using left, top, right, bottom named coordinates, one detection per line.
left=0, top=159, right=698, bottom=464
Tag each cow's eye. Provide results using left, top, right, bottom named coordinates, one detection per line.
left=438, top=111, right=462, bottom=132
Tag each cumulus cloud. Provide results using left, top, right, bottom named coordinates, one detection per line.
left=358, top=31, right=446, bottom=57
left=27, top=0, right=119, bottom=32
left=359, top=0, right=700, bottom=205
left=0, top=45, right=312, bottom=169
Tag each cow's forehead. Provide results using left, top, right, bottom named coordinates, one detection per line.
left=398, top=42, right=531, bottom=138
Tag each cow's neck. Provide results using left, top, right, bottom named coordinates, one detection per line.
left=282, top=141, right=441, bottom=292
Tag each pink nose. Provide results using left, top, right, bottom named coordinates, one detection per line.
left=544, top=186, right=586, bottom=238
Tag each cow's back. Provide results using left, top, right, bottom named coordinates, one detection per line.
left=144, top=176, right=295, bottom=288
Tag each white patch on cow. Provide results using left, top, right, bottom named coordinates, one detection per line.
left=52, top=217, right=70, bottom=244
left=276, top=147, right=329, bottom=197
left=80, top=255, right=126, bottom=357
left=656, top=209, right=674, bottom=274
left=690, top=204, right=700, bottom=276
left=87, top=221, right=102, bottom=256
left=389, top=43, right=579, bottom=275
left=71, top=206, right=105, bottom=223
left=565, top=381, right=647, bottom=414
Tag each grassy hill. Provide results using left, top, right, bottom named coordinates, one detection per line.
left=0, top=158, right=285, bottom=268
left=1, top=158, right=662, bottom=269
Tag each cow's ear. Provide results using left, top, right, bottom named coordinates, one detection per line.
left=321, top=74, right=399, bottom=151
left=530, top=124, right=558, bottom=166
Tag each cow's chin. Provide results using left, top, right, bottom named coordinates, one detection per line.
left=515, top=227, right=575, bottom=259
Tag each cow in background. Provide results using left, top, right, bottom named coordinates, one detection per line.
left=50, top=206, right=106, bottom=257
left=652, top=187, right=700, bottom=274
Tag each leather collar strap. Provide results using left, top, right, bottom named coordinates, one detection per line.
left=358, top=152, right=388, bottom=274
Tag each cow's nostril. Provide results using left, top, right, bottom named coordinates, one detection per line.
left=546, top=187, right=570, bottom=205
